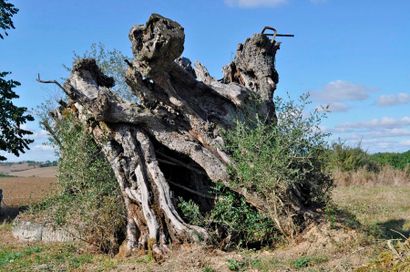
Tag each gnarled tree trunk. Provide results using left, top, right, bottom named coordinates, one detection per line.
left=46, top=14, right=281, bottom=257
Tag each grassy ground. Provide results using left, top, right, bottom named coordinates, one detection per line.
left=333, top=185, right=410, bottom=239
left=1, top=177, right=410, bottom=271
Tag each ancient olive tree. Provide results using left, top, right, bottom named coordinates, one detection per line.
left=39, top=14, right=330, bottom=257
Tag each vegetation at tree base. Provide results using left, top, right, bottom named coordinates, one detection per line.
left=34, top=88, right=334, bottom=253
left=178, top=183, right=277, bottom=249
left=177, top=94, right=334, bottom=247
left=0, top=1, right=34, bottom=161
left=31, top=112, right=126, bottom=254
left=223, top=94, right=333, bottom=236
left=29, top=44, right=132, bottom=253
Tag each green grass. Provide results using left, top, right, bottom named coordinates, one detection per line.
left=292, top=255, right=329, bottom=270
left=0, top=243, right=125, bottom=272
left=0, top=244, right=92, bottom=271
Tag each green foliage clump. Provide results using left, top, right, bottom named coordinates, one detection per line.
left=0, top=0, right=18, bottom=39
left=177, top=197, right=204, bottom=226
left=226, top=258, right=246, bottom=271
left=370, top=150, right=410, bottom=171
left=179, top=94, right=332, bottom=247
left=292, top=255, right=328, bottom=269
left=70, top=43, right=133, bottom=101
left=32, top=112, right=125, bottom=254
left=327, top=141, right=379, bottom=172
left=224, top=94, right=333, bottom=236
left=178, top=183, right=276, bottom=249
left=208, top=184, right=277, bottom=248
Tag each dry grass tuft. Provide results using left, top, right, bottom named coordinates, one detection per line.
left=333, top=165, right=410, bottom=186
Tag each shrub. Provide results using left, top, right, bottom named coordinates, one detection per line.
left=223, top=94, right=333, bottom=236
left=31, top=112, right=126, bottom=254
left=177, top=197, right=204, bottom=226
left=30, top=43, right=131, bottom=254
left=69, top=43, right=133, bottom=101
left=208, top=184, right=277, bottom=248
left=178, top=183, right=277, bottom=249
left=226, top=258, right=246, bottom=271
left=370, top=150, right=410, bottom=170
left=327, top=141, right=380, bottom=172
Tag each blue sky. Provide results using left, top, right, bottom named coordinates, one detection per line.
left=1, top=0, right=409, bottom=161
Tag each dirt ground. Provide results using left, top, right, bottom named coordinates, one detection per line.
left=0, top=176, right=57, bottom=222
left=0, top=177, right=56, bottom=206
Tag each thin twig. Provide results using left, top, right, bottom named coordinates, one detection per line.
left=387, top=239, right=402, bottom=259
left=390, top=228, right=408, bottom=240
left=36, top=74, right=67, bottom=93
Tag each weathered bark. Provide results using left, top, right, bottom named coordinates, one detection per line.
left=48, top=14, right=280, bottom=257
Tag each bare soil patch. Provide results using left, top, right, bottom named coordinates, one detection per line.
left=0, top=177, right=57, bottom=223
left=0, top=177, right=56, bottom=207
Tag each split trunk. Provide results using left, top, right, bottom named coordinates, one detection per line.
left=47, top=14, right=283, bottom=256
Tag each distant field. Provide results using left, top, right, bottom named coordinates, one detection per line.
left=0, top=177, right=57, bottom=207
left=0, top=163, right=57, bottom=178
left=8, top=167, right=57, bottom=178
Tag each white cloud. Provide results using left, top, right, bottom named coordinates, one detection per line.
left=312, top=80, right=372, bottom=103
left=400, top=140, right=410, bottom=146
left=32, top=144, right=54, bottom=152
left=0, top=127, right=56, bottom=162
left=328, top=102, right=350, bottom=112
left=225, top=0, right=287, bottom=8
left=330, top=117, right=410, bottom=153
left=31, top=129, right=49, bottom=140
left=330, top=127, right=410, bottom=137
left=337, top=116, right=410, bottom=130
left=333, top=137, right=409, bottom=154
left=377, top=92, right=410, bottom=107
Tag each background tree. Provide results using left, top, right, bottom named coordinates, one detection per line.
left=0, top=0, right=18, bottom=39
left=0, top=0, right=34, bottom=160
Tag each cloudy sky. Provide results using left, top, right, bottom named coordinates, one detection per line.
left=1, top=0, right=409, bottom=161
